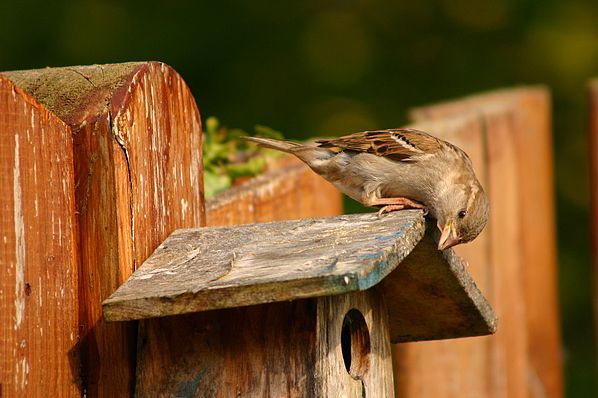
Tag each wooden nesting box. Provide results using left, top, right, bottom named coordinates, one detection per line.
left=104, top=211, right=496, bottom=397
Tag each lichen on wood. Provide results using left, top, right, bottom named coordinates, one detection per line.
left=2, top=63, right=144, bottom=126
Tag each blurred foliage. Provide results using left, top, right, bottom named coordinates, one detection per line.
left=1, top=0, right=597, bottom=395
left=203, top=117, right=283, bottom=199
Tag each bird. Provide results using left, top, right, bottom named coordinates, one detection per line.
left=242, top=128, right=489, bottom=250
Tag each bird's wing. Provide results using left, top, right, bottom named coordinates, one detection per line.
left=316, top=128, right=443, bottom=161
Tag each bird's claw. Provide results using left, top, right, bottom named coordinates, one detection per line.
left=378, top=205, right=403, bottom=218
left=377, top=204, right=428, bottom=219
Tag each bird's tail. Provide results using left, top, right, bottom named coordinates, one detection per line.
left=241, top=136, right=303, bottom=153
left=241, top=136, right=338, bottom=176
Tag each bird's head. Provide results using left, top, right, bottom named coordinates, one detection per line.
left=435, top=180, right=489, bottom=251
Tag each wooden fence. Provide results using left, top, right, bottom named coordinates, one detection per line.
left=590, top=80, right=598, bottom=365
left=206, top=156, right=342, bottom=227
left=0, top=62, right=561, bottom=397
left=394, top=87, right=562, bottom=398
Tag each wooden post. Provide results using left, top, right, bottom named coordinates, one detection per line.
left=397, top=87, right=562, bottom=397
left=0, top=71, right=80, bottom=396
left=590, top=80, right=598, bottom=369
left=0, top=62, right=203, bottom=396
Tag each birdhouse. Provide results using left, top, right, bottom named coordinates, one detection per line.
left=103, top=211, right=496, bottom=397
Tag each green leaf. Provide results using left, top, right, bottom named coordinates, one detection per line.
left=225, top=156, right=267, bottom=178
left=205, top=117, right=220, bottom=136
left=204, top=169, right=232, bottom=200
left=203, top=116, right=287, bottom=199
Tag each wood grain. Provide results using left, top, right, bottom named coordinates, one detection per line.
left=381, top=226, right=496, bottom=343
left=1, top=62, right=203, bottom=397
left=135, top=289, right=394, bottom=397
left=399, top=87, right=561, bottom=398
left=136, top=300, right=320, bottom=397
left=104, top=211, right=427, bottom=319
left=0, top=73, right=79, bottom=397
left=316, top=289, right=394, bottom=397
left=135, top=152, right=345, bottom=397
left=104, top=211, right=496, bottom=344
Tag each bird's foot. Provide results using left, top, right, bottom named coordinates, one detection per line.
left=378, top=204, right=405, bottom=217
left=373, top=197, right=427, bottom=218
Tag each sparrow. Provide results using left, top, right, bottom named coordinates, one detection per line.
left=242, top=128, right=489, bottom=250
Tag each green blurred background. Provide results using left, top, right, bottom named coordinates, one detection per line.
left=1, top=0, right=596, bottom=395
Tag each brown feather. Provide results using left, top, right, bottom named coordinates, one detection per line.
left=316, top=128, right=442, bottom=161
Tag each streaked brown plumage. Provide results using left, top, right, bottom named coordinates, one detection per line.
left=243, top=128, right=489, bottom=250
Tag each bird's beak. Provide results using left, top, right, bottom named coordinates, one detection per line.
left=438, top=220, right=460, bottom=250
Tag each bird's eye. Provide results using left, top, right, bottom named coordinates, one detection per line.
left=458, top=210, right=467, bottom=219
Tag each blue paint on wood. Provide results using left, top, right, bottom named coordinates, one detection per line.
left=176, top=368, right=206, bottom=398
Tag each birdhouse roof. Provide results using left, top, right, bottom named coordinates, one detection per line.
left=103, top=210, right=496, bottom=343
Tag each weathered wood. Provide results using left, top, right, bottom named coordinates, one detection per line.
left=103, top=211, right=496, bottom=343
left=104, top=211, right=426, bottom=319
left=136, top=300, right=320, bottom=397
left=1, top=62, right=204, bottom=396
left=316, top=289, right=394, bottom=397
left=397, top=87, right=561, bottom=398
left=135, top=157, right=346, bottom=397
left=381, top=227, right=496, bottom=343
left=135, top=289, right=393, bottom=397
left=0, top=73, right=79, bottom=396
